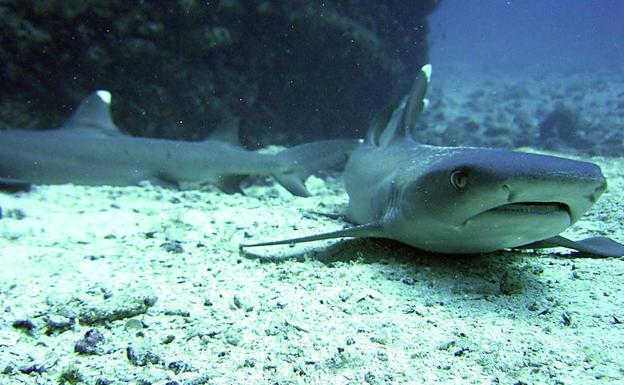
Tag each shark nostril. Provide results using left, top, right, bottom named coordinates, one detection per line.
left=502, top=184, right=515, bottom=202
left=591, top=181, right=608, bottom=202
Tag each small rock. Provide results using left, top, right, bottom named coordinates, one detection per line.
left=224, top=328, right=243, bottom=346
left=127, top=344, right=162, bottom=366
left=370, top=334, right=388, bottom=345
left=125, top=318, right=145, bottom=331
left=45, top=315, right=74, bottom=335
left=168, top=360, right=195, bottom=374
left=144, top=295, right=158, bottom=307
left=12, top=319, right=36, bottom=333
left=338, top=290, right=352, bottom=302
left=19, top=364, right=46, bottom=374
left=74, top=329, right=105, bottom=355
left=233, top=294, right=254, bottom=312
left=160, top=241, right=184, bottom=254
left=561, top=312, right=572, bottom=326
left=75, top=339, right=97, bottom=355
left=2, top=364, right=15, bottom=374
left=264, top=322, right=281, bottom=336
left=436, top=339, right=456, bottom=351
left=85, top=329, right=105, bottom=345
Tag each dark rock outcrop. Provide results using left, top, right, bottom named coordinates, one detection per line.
left=0, top=1, right=439, bottom=146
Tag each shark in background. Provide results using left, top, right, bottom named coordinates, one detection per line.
left=0, top=91, right=358, bottom=196
left=242, top=65, right=624, bottom=257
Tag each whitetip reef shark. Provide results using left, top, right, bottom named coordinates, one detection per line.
left=0, top=91, right=358, bottom=196
left=241, top=65, right=624, bottom=257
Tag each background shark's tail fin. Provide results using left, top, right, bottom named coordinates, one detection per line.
left=273, top=139, right=361, bottom=196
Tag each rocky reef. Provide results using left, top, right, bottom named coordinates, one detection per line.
left=0, top=0, right=439, bottom=145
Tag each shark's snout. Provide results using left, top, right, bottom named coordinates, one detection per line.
left=495, top=158, right=606, bottom=224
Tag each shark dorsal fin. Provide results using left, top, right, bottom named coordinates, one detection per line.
left=404, top=64, right=431, bottom=134
left=377, top=64, right=431, bottom=147
left=62, top=90, right=121, bottom=135
left=367, top=101, right=399, bottom=145
left=209, top=116, right=241, bottom=145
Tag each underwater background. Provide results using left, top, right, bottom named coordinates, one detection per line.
left=1, top=1, right=624, bottom=384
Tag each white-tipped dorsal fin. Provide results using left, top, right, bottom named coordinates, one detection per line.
left=62, top=90, right=121, bottom=136
left=421, top=64, right=432, bottom=82
left=209, top=116, right=241, bottom=145
left=378, top=64, right=432, bottom=147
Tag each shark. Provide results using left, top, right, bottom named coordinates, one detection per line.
left=0, top=91, right=358, bottom=196
left=241, top=65, right=624, bottom=257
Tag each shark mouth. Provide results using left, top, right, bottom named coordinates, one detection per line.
left=490, top=202, right=569, bottom=216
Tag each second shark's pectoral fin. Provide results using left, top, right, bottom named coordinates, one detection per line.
left=273, top=173, right=310, bottom=197
left=522, top=235, right=624, bottom=257
left=214, top=175, right=245, bottom=194
left=274, top=139, right=361, bottom=197
left=239, top=221, right=384, bottom=249
left=0, top=177, right=32, bottom=193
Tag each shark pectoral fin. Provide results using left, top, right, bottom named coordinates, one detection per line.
left=239, top=221, right=383, bottom=249
left=274, top=139, right=361, bottom=197
left=273, top=173, right=310, bottom=197
left=0, top=177, right=32, bottom=193
left=307, top=210, right=350, bottom=221
left=214, top=175, right=245, bottom=194
left=538, top=235, right=624, bottom=257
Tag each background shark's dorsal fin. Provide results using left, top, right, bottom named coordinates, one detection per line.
left=62, top=90, right=121, bottom=135
left=209, top=116, right=241, bottom=145
left=378, top=64, right=431, bottom=147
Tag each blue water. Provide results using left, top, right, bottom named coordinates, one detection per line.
left=429, top=0, right=624, bottom=74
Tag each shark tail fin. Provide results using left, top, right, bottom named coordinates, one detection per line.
left=273, top=139, right=361, bottom=197
left=63, top=90, right=120, bottom=135
left=240, top=221, right=383, bottom=249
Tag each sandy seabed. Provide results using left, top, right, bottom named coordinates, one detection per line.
left=0, top=157, right=623, bottom=385
left=1, top=68, right=624, bottom=385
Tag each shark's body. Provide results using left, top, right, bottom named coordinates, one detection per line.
left=0, top=91, right=357, bottom=196
left=242, top=65, right=624, bottom=257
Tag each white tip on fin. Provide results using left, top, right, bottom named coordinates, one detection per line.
left=421, top=64, right=432, bottom=82
left=62, top=90, right=120, bottom=135
left=423, top=98, right=430, bottom=110
left=96, top=90, right=112, bottom=105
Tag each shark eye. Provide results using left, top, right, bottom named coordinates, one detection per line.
left=450, top=170, right=468, bottom=191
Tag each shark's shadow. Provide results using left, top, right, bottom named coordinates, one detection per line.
left=240, top=237, right=564, bottom=306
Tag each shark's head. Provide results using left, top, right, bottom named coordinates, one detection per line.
left=392, top=148, right=607, bottom=253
